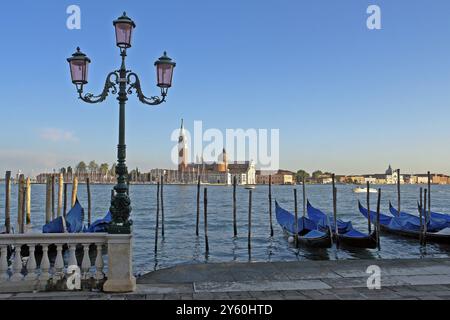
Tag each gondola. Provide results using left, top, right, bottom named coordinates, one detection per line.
left=43, top=198, right=84, bottom=233
left=358, top=201, right=450, bottom=244
left=416, top=203, right=450, bottom=227
left=388, top=201, right=448, bottom=232
left=275, top=201, right=332, bottom=248
left=307, top=201, right=378, bottom=249
left=13, top=201, right=111, bottom=260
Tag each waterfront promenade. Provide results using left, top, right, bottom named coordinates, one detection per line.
left=1, top=258, right=450, bottom=300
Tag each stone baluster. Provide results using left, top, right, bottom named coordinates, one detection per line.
left=39, top=244, right=51, bottom=281
left=11, top=246, right=23, bottom=281
left=25, top=244, right=37, bottom=281
left=81, top=244, right=91, bottom=280
left=68, top=244, right=77, bottom=267
left=54, top=244, right=65, bottom=280
left=95, top=243, right=104, bottom=281
left=0, top=246, right=9, bottom=281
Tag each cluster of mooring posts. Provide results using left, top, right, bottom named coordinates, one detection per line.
left=2, top=170, right=96, bottom=235
left=418, top=171, right=432, bottom=246
left=151, top=169, right=439, bottom=256
left=1, top=170, right=136, bottom=293
left=2, top=169, right=438, bottom=253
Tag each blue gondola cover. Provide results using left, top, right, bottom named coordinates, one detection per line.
left=43, top=199, right=84, bottom=233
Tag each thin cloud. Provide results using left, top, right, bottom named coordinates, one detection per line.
left=39, top=128, right=79, bottom=142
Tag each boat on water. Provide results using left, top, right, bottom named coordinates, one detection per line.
left=275, top=201, right=332, bottom=248
left=353, top=187, right=377, bottom=194
left=245, top=185, right=256, bottom=190
left=358, top=201, right=450, bottom=244
left=43, top=199, right=85, bottom=233
left=42, top=198, right=112, bottom=234
left=416, top=203, right=450, bottom=228
left=388, top=201, right=448, bottom=232
left=307, top=201, right=378, bottom=249
left=8, top=200, right=112, bottom=260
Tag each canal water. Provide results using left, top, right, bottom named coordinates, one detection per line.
left=0, top=183, right=449, bottom=274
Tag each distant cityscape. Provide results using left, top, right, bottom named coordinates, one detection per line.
left=4, top=164, right=448, bottom=187
left=3, top=124, right=449, bottom=186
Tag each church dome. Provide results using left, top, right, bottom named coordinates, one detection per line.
left=385, top=165, right=393, bottom=175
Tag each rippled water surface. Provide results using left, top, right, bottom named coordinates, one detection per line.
left=1, top=183, right=449, bottom=274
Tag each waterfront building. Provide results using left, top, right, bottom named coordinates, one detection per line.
left=363, top=176, right=377, bottom=184
left=347, top=175, right=365, bottom=185
left=317, top=174, right=333, bottom=184
left=256, top=170, right=294, bottom=185
left=228, top=161, right=256, bottom=185
left=175, top=120, right=254, bottom=185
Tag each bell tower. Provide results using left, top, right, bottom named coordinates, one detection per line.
left=178, top=119, right=188, bottom=173
left=217, top=148, right=228, bottom=172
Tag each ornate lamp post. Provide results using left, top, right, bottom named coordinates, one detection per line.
left=67, top=12, right=176, bottom=234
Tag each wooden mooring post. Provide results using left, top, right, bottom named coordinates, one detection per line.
left=17, top=175, right=25, bottom=233
left=160, top=175, right=165, bottom=238
left=196, top=175, right=200, bottom=236
left=367, top=181, right=371, bottom=233
left=332, top=174, right=338, bottom=248
left=269, top=175, right=273, bottom=237
left=376, top=188, right=381, bottom=250
left=419, top=187, right=423, bottom=244
left=248, top=189, right=253, bottom=251
left=294, top=189, right=298, bottom=248
left=26, top=177, right=31, bottom=225
left=45, top=177, right=52, bottom=224
left=302, top=176, right=306, bottom=218
left=51, top=174, right=55, bottom=220
left=204, top=188, right=209, bottom=253
left=155, top=182, right=160, bottom=254
left=21, top=183, right=26, bottom=234
left=233, top=175, right=237, bottom=237
left=71, top=176, right=78, bottom=207
left=423, top=189, right=428, bottom=246
left=57, top=173, right=63, bottom=217
left=87, top=177, right=92, bottom=226
left=397, top=168, right=401, bottom=216
left=4, top=171, right=11, bottom=234
left=427, top=171, right=431, bottom=221
left=63, top=183, right=68, bottom=217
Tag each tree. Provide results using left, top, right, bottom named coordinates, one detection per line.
left=88, top=161, right=98, bottom=174
left=312, top=170, right=323, bottom=179
left=76, top=161, right=87, bottom=175
left=67, top=166, right=73, bottom=181
left=110, top=163, right=116, bottom=177
left=296, top=170, right=310, bottom=183
left=100, top=163, right=109, bottom=176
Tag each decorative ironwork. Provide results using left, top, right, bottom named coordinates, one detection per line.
left=127, top=73, right=166, bottom=106
left=78, top=72, right=119, bottom=104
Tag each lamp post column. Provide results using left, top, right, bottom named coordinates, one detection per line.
left=109, top=50, right=132, bottom=234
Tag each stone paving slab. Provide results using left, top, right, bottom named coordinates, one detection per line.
left=194, top=279, right=332, bottom=293
left=2, top=258, right=450, bottom=300
left=135, top=283, right=193, bottom=294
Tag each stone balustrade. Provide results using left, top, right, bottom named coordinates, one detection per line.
left=0, top=233, right=108, bottom=293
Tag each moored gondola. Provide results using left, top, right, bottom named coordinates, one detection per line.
left=416, top=204, right=450, bottom=227
left=307, top=201, right=378, bottom=249
left=358, top=201, right=450, bottom=244
left=275, top=201, right=332, bottom=248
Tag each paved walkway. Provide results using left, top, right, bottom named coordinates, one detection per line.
left=2, top=258, right=450, bottom=300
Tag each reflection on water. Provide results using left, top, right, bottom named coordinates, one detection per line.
left=0, top=183, right=449, bottom=273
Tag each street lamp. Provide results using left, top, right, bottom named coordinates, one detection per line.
left=67, top=12, right=176, bottom=234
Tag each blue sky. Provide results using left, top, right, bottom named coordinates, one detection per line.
left=1, top=0, right=450, bottom=176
